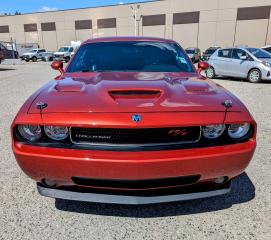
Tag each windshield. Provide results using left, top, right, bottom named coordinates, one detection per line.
left=205, top=48, right=217, bottom=54
left=186, top=49, right=196, bottom=54
left=58, top=47, right=69, bottom=52
left=30, top=49, right=38, bottom=53
left=246, top=48, right=271, bottom=58
left=67, top=41, right=194, bottom=73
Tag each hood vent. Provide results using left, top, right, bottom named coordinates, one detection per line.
left=109, top=90, right=162, bottom=99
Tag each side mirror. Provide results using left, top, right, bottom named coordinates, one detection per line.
left=197, top=61, right=209, bottom=73
left=240, top=55, right=247, bottom=60
left=51, top=61, right=64, bottom=74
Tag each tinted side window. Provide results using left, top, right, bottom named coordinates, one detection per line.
left=69, top=48, right=74, bottom=52
left=232, top=49, right=247, bottom=59
left=218, top=49, right=232, bottom=58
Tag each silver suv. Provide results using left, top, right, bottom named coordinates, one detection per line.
left=206, top=47, right=271, bottom=83
left=21, top=49, right=46, bottom=62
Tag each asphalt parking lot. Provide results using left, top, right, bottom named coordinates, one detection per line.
left=0, top=62, right=270, bottom=240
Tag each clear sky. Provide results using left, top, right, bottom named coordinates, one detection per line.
left=0, top=0, right=150, bottom=14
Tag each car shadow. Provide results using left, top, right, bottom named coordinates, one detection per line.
left=55, top=173, right=255, bottom=217
left=0, top=68, right=16, bottom=71
left=214, top=76, right=271, bottom=84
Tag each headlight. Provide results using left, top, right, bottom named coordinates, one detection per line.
left=44, top=126, right=69, bottom=141
left=18, top=125, right=42, bottom=142
left=228, top=123, right=250, bottom=139
left=262, top=61, right=271, bottom=67
left=202, top=124, right=225, bottom=139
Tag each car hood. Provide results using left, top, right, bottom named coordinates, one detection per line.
left=187, top=54, right=195, bottom=58
left=28, top=72, right=242, bottom=113
left=54, top=52, right=66, bottom=55
left=258, top=58, right=271, bottom=64
left=23, top=53, right=34, bottom=56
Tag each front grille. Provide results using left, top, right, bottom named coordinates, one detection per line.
left=70, top=126, right=201, bottom=146
left=71, top=175, right=201, bottom=190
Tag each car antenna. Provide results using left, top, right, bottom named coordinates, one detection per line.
left=36, top=102, right=48, bottom=121
left=221, top=100, right=233, bottom=124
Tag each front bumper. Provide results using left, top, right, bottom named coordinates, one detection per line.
left=262, top=69, right=271, bottom=80
left=54, top=57, right=65, bottom=61
left=37, top=181, right=231, bottom=204
left=21, top=56, right=31, bottom=60
left=14, top=139, right=255, bottom=182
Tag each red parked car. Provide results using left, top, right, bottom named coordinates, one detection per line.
left=11, top=37, right=256, bottom=205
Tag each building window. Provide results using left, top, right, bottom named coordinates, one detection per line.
left=97, top=18, right=116, bottom=29
left=142, top=14, right=166, bottom=26
left=24, top=24, right=37, bottom=32
left=237, top=6, right=271, bottom=20
left=0, top=25, right=9, bottom=33
left=75, top=20, right=92, bottom=30
left=173, top=12, right=200, bottom=24
left=41, top=22, right=56, bottom=31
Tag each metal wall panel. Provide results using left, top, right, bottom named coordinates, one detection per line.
left=237, top=6, right=271, bottom=20
left=97, top=18, right=116, bottom=29
left=0, top=25, right=9, bottom=33
left=142, top=14, right=166, bottom=26
left=24, top=24, right=37, bottom=32
left=173, top=12, right=200, bottom=24
left=75, top=20, right=92, bottom=30
left=41, top=22, right=56, bottom=31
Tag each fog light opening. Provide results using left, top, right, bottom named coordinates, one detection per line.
left=214, top=176, right=228, bottom=184
left=42, top=179, right=58, bottom=188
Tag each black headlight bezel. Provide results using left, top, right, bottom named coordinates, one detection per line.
left=14, top=125, right=70, bottom=144
left=13, top=124, right=255, bottom=151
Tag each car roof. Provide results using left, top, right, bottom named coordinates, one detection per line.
left=220, top=47, right=258, bottom=50
left=207, top=46, right=220, bottom=49
left=83, top=36, right=176, bottom=45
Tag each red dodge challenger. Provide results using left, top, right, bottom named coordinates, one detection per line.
left=11, top=37, right=256, bottom=204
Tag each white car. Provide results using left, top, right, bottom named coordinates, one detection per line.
left=21, top=49, right=46, bottom=62
left=207, top=47, right=271, bottom=83
left=54, top=46, right=74, bottom=62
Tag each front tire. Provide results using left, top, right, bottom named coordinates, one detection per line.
left=248, top=69, right=261, bottom=83
left=65, top=57, right=70, bottom=63
left=206, top=66, right=216, bottom=79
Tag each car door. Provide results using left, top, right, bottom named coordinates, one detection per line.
left=212, top=49, right=232, bottom=76
left=230, top=49, right=254, bottom=78
left=37, top=49, right=46, bottom=59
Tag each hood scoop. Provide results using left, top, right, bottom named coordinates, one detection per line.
left=109, top=90, right=162, bottom=99
left=54, top=79, right=86, bottom=92
left=182, top=82, right=216, bottom=94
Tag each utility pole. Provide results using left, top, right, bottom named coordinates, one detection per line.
left=131, top=5, right=141, bottom=36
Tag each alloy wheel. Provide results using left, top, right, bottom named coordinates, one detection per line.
left=206, top=67, right=215, bottom=79
left=248, top=69, right=261, bottom=83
